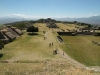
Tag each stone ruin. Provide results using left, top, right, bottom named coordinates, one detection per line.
left=92, top=41, right=100, bottom=46
left=0, top=31, right=9, bottom=44
left=57, top=25, right=100, bottom=36
left=92, top=25, right=100, bottom=30
left=46, top=22, right=58, bottom=28
left=26, top=23, right=33, bottom=28
left=57, top=36, right=63, bottom=43
left=57, top=28, right=100, bottom=36
left=0, top=25, right=23, bottom=44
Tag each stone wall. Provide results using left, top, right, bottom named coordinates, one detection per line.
left=57, top=32, right=76, bottom=36
left=57, top=32, right=100, bottom=36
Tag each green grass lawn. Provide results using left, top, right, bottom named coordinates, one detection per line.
left=0, top=32, right=40, bottom=60
left=60, top=36, right=100, bottom=66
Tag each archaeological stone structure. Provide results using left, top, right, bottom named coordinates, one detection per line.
left=46, top=22, right=58, bottom=28
left=0, top=25, right=23, bottom=44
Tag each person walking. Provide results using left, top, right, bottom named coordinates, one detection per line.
left=49, top=43, right=51, bottom=47
left=52, top=42, right=53, bottom=46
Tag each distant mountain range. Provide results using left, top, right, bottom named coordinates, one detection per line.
left=56, top=16, right=100, bottom=25
left=0, top=16, right=100, bottom=25
left=0, top=17, right=25, bottom=24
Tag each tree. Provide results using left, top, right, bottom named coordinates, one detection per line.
left=27, top=26, right=38, bottom=33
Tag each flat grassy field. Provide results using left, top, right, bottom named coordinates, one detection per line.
left=61, top=36, right=100, bottom=66
left=0, top=23, right=100, bottom=75
left=56, top=23, right=77, bottom=30
left=0, top=23, right=62, bottom=61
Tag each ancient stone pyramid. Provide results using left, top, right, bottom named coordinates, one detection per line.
left=0, top=25, right=23, bottom=44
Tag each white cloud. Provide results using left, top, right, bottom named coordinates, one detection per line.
left=0, top=13, right=100, bottom=19
left=88, top=13, right=100, bottom=17
left=11, top=14, right=39, bottom=19
left=93, top=14, right=99, bottom=16
left=0, top=14, right=66, bottom=19
left=80, top=13, right=100, bottom=18
left=12, top=14, right=25, bottom=17
left=2, top=14, right=41, bottom=19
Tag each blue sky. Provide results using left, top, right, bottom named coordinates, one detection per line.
left=0, top=0, right=100, bottom=18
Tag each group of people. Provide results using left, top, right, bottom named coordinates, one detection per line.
left=49, top=42, right=53, bottom=47
left=53, top=48, right=58, bottom=55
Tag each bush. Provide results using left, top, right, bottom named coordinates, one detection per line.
left=0, top=54, right=3, bottom=58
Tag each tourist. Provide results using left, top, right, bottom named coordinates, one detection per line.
left=49, top=43, right=51, bottom=47
left=52, top=42, right=53, bottom=46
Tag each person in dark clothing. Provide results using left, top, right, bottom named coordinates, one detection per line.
left=49, top=43, right=51, bottom=47
left=52, top=42, right=53, bottom=46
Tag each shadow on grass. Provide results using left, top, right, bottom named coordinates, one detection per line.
left=0, top=54, right=3, bottom=58
left=27, top=33, right=38, bottom=36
